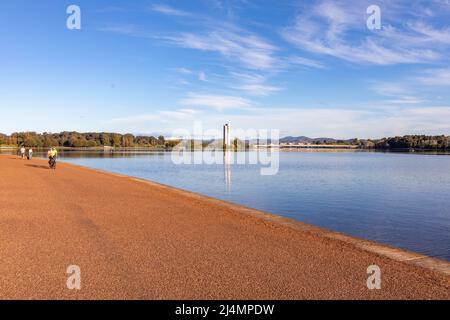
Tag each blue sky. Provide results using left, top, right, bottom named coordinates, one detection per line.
left=1, top=0, right=450, bottom=138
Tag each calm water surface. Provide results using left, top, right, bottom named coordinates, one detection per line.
left=13, top=150, right=450, bottom=261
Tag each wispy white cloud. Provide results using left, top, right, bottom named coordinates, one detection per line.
left=384, top=97, right=427, bottom=105
left=235, top=84, right=281, bottom=96
left=407, top=22, right=450, bottom=44
left=370, top=82, right=426, bottom=105
left=150, top=2, right=278, bottom=71
left=286, top=56, right=326, bottom=69
left=229, top=72, right=266, bottom=83
left=103, top=106, right=450, bottom=138
left=227, top=72, right=282, bottom=96
left=105, top=108, right=200, bottom=126
left=104, top=2, right=324, bottom=97
left=149, top=4, right=192, bottom=17
left=281, top=1, right=446, bottom=65
left=159, top=109, right=199, bottom=119
left=96, top=0, right=450, bottom=139
left=171, top=67, right=209, bottom=84
left=160, top=28, right=279, bottom=70
left=370, top=82, right=410, bottom=97
left=179, top=93, right=252, bottom=111
left=417, top=68, right=450, bottom=87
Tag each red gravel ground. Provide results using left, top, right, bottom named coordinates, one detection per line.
left=0, top=155, right=449, bottom=299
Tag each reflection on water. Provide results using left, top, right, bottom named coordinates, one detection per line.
left=224, top=151, right=232, bottom=193
left=2, top=149, right=450, bottom=261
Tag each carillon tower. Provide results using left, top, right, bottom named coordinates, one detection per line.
left=223, top=124, right=231, bottom=150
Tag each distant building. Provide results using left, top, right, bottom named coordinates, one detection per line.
left=223, top=124, right=231, bottom=149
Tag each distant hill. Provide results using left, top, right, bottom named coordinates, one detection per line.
left=280, top=136, right=353, bottom=144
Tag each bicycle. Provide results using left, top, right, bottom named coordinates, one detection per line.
left=48, top=157, right=56, bottom=170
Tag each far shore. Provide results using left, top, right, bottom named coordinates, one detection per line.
left=0, top=146, right=167, bottom=151
left=2, top=145, right=449, bottom=153
left=0, top=154, right=449, bottom=299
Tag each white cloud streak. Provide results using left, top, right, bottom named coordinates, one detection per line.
left=235, top=84, right=281, bottom=96
left=417, top=68, right=450, bottom=87
left=103, top=106, right=450, bottom=138
left=286, top=56, right=326, bottom=69
left=229, top=72, right=282, bottom=96
left=149, top=4, right=192, bottom=17
left=281, top=1, right=447, bottom=65
left=161, top=29, right=278, bottom=70
left=370, top=82, right=426, bottom=105
left=179, top=93, right=252, bottom=111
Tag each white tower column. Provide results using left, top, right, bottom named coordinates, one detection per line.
left=223, top=124, right=231, bottom=150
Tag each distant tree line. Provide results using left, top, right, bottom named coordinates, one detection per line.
left=358, top=135, right=450, bottom=150
left=289, top=135, right=450, bottom=150
left=281, top=135, right=450, bottom=150
left=1, top=132, right=448, bottom=151
left=0, top=131, right=180, bottom=149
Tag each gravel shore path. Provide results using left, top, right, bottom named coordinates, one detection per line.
left=0, top=155, right=448, bottom=299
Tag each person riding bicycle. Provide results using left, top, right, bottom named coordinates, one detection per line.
left=48, top=147, right=58, bottom=169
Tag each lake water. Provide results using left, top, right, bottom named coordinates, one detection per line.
left=7, top=150, right=450, bottom=261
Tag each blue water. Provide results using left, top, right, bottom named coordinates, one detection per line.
left=56, top=151, right=450, bottom=261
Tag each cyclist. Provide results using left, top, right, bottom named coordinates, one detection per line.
left=48, top=147, right=58, bottom=169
